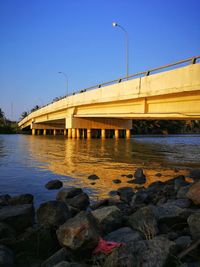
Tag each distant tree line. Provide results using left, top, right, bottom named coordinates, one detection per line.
left=0, top=108, right=20, bottom=134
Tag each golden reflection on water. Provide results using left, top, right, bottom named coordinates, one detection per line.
left=26, top=136, right=188, bottom=200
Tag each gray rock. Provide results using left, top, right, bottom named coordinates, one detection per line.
left=88, top=174, right=100, bottom=180
left=56, top=188, right=83, bottom=202
left=54, top=262, right=88, bottom=267
left=0, top=222, right=16, bottom=243
left=0, top=195, right=11, bottom=207
left=66, top=193, right=90, bottom=211
left=0, top=245, right=14, bottom=267
left=175, top=235, right=192, bottom=249
left=133, top=168, right=146, bottom=184
left=177, top=185, right=191, bottom=199
left=56, top=211, right=99, bottom=253
left=8, top=194, right=34, bottom=205
left=0, top=204, right=34, bottom=233
left=187, top=212, right=200, bottom=239
left=117, top=187, right=134, bottom=203
left=112, top=179, right=121, bottom=184
left=104, top=227, right=141, bottom=244
left=92, top=206, right=122, bottom=234
left=165, top=198, right=192, bottom=209
left=128, top=206, right=158, bottom=239
left=45, top=180, right=63, bottom=190
left=41, top=248, right=72, bottom=267
left=173, top=175, right=189, bottom=191
left=131, top=189, right=150, bottom=208
left=189, top=169, right=200, bottom=180
left=37, top=201, right=71, bottom=229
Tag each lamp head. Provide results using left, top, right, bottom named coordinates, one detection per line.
left=112, top=22, right=118, bottom=27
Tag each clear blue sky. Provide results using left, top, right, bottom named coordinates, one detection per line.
left=0, top=0, right=199, bottom=120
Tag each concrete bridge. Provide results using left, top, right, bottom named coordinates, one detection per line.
left=19, top=56, right=200, bottom=138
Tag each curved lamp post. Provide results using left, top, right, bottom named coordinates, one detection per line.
left=58, top=71, right=68, bottom=96
left=112, top=22, right=129, bottom=79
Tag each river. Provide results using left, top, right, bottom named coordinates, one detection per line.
left=0, top=134, right=200, bottom=206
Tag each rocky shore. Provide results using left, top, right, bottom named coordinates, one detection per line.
left=0, top=169, right=200, bottom=267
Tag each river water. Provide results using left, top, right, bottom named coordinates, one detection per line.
left=0, top=134, right=200, bottom=206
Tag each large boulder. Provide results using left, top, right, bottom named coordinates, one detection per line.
left=104, top=227, right=142, bottom=244
left=92, top=206, right=123, bottom=234
left=11, top=226, right=60, bottom=260
left=56, top=188, right=83, bottom=202
left=8, top=194, right=34, bottom=205
left=45, top=180, right=63, bottom=190
left=56, top=211, right=99, bottom=253
left=117, top=187, right=134, bottom=203
left=0, top=204, right=34, bottom=233
left=41, top=248, right=72, bottom=267
left=186, top=181, right=200, bottom=205
left=37, top=201, right=71, bottom=229
left=189, top=169, right=200, bottom=180
left=187, top=213, right=200, bottom=239
left=66, top=193, right=90, bottom=211
left=103, top=236, right=175, bottom=267
left=128, top=206, right=158, bottom=239
left=0, top=245, right=14, bottom=267
left=177, top=185, right=191, bottom=199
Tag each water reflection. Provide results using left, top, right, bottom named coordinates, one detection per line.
left=24, top=135, right=200, bottom=199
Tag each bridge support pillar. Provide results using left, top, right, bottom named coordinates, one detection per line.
left=76, top=129, right=80, bottom=138
left=87, top=129, right=91, bottom=139
left=114, top=129, right=119, bottom=139
left=32, top=129, right=36, bottom=135
left=53, top=129, right=56, bottom=136
left=101, top=129, right=106, bottom=139
left=126, top=129, right=131, bottom=139
left=68, top=128, right=72, bottom=138
left=64, top=129, right=67, bottom=136
left=37, top=129, right=40, bottom=135
left=72, top=128, right=76, bottom=138
left=43, top=129, right=47, bottom=136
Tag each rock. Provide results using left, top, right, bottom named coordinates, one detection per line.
left=173, top=175, right=189, bottom=191
left=92, top=206, right=123, bottom=234
left=8, top=194, right=34, bottom=205
left=104, top=236, right=175, bottom=267
left=104, top=227, right=142, bottom=244
left=127, top=179, right=136, bottom=184
left=177, top=185, right=191, bottom=199
left=153, top=203, right=190, bottom=228
left=187, top=213, right=200, bottom=239
left=108, top=190, right=118, bottom=197
left=133, top=168, right=146, bottom=184
left=155, top=173, right=162, bottom=177
left=130, top=189, right=150, bottom=208
left=0, top=245, right=14, bottom=267
left=175, top=235, right=192, bottom=249
left=57, top=188, right=83, bottom=202
left=165, top=198, right=192, bottom=209
left=126, top=174, right=133, bottom=178
left=12, top=226, right=60, bottom=259
left=66, top=193, right=90, bottom=211
left=0, top=222, right=16, bottom=240
left=88, top=174, right=100, bottom=180
left=189, top=169, right=200, bottom=180
left=37, top=201, right=71, bottom=229
left=112, top=179, right=121, bottom=184
left=0, top=204, right=34, bottom=233
left=0, top=195, right=11, bottom=207
left=41, top=248, right=72, bottom=267
left=90, top=199, right=109, bottom=210
left=186, top=181, right=200, bottom=205
left=53, top=262, right=88, bottom=267
left=56, top=211, right=99, bottom=253
left=117, top=187, right=134, bottom=203
left=45, top=180, right=63, bottom=190
left=128, top=206, right=158, bottom=239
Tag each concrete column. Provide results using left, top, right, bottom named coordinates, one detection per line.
left=43, top=129, right=47, bottom=136
left=126, top=129, right=131, bottom=139
left=101, top=129, right=106, bottom=139
left=72, top=128, right=76, bottom=138
left=82, top=129, right=85, bottom=139
left=115, top=129, right=119, bottom=139
left=32, top=129, right=36, bottom=135
left=76, top=129, right=80, bottom=138
left=53, top=129, right=56, bottom=136
left=37, top=129, right=40, bottom=135
left=64, top=129, right=67, bottom=136
left=87, top=129, right=91, bottom=139
left=68, top=128, right=72, bottom=138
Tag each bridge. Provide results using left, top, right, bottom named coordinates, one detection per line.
left=19, top=56, right=200, bottom=138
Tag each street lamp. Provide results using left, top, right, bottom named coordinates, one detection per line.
left=58, top=71, right=68, bottom=96
left=112, top=22, right=129, bottom=79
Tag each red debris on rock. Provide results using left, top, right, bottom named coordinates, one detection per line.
left=93, top=237, right=124, bottom=255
